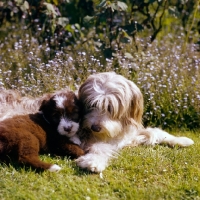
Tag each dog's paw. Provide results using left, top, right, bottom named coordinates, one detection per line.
left=48, top=164, right=62, bottom=172
left=174, top=137, right=194, bottom=147
left=76, top=154, right=107, bottom=173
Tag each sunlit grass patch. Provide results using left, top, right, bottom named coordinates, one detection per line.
left=0, top=131, right=199, bottom=200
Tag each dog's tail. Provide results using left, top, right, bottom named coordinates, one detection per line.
left=0, top=88, right=71, bottom=121
left=0, top=93, right=48, bottom=121
left=137, top=127, right=194, bottom=147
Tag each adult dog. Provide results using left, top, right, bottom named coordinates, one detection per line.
left=0, top=91, right=84, bottom=171
left=75, top=72, right=194, bottom=173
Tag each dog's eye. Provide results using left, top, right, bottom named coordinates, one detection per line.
left=51, top=109, right=61, bottom=118
left=52, top=111, right=60, bottom=117
left=91, top=103, right=97, bottom=109
left=107, top=105, right=112, bottom=114
left=71, top=113, right=80, bottom=122
left=52, top=112, right=60, bottom=119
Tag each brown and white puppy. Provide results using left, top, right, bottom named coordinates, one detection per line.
left=0, top=91, right=84, bottom=172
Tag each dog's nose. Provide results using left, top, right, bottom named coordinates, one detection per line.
left=64, top=126, right=72, bottom=132
left=91, top=124, right=101, bottom=132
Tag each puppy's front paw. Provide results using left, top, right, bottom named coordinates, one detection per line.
left=76, top=154, right=107, bottom=173
left=70, top=135, right=81, bottom=146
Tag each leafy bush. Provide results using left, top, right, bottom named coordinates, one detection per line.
left=0, top=1, right=199, bottom=129
left=0, top=0, right=199, bottom=53
left=0, top=23, right=199, bottom=129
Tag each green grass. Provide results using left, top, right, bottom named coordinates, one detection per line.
left=0, top=131, right=199, bottom=200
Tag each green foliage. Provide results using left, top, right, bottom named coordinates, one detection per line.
left=0, top=131, right=200, bottom=199
left=0, top=25, right=199, bottom=129
left=0, top=27, right=200, bottom=129
left=0, top=0, right=199, bottom=54
left=0, top=0, right=199, bottom=128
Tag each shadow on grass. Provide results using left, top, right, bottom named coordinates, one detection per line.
left=0, top=158, right=48, bottom=174
left=0, top=154, right=94, bottom=176
left=72, top=165, right=95, bottom=176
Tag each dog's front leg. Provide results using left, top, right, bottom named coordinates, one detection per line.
left=75, top=142, right=117, bottom=173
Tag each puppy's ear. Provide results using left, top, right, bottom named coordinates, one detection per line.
left=39, top=99, right=48, bottom=111
left=39, top=94, right=55, bottom=111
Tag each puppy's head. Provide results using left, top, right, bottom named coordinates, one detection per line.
left=78, top=72, right=144, bottom=139
left=39, top=91, right=81, bottom=137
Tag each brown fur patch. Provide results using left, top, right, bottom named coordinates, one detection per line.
left=0, top=92, right=85, bottom=171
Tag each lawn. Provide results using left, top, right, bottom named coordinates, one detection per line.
left=0, top=131, right=199, bottom=200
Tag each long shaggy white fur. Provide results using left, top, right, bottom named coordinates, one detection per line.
left=0, top=89, right=68, bottom=121
left=76, top=72, right=194, bottom=173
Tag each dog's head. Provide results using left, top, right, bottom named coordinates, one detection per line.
left=39, top=91, right=81, bottom=137
left=78, top=72, right=144, bottom=139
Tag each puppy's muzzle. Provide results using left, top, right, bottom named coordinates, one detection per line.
left=91, top=124, right=101, bottom=132
left=64, top=125, right=72, bottom=132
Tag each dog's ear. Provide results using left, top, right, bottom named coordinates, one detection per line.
left=39, top=94, right=55, bottom=112
left=130, top=99, right=143, bottom=125
left=39, top=98, right=53, bottom=111
left=39, top=99, right=48, bottom=111
left=128, top=81, right=144, bottom=125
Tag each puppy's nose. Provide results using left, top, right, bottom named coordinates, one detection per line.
left=91, top=124, right=101, bottom=132
left=64, top=126, right=72, bottom=132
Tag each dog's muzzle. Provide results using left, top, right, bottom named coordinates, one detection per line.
left=91, top=124, right=101, bottom=132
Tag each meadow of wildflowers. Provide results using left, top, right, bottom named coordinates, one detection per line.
left=0, top=25, right=199, bottom=130
left=0, top=17, right=200, bottom=200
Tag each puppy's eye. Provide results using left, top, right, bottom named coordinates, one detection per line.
left=51, top=109, right=61, bottom=117
left=71, top=113, right=80, bottom=122
left=52, top=112, right=60, bottom=119
left=50, top=112, right=61, bottom=123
